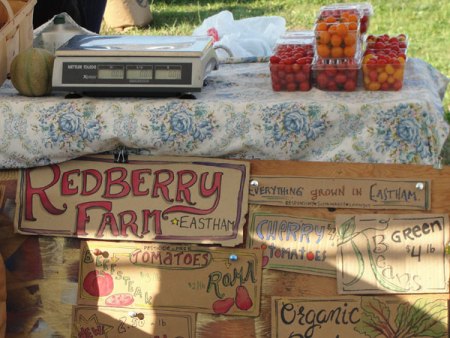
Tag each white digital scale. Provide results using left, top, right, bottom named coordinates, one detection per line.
left=52, top=35, right=219, bottom=95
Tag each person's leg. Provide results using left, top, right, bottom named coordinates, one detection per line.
left=77, top=0, right=107, bottom=33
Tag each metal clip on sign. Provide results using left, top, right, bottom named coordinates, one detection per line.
left=113, top=146, right=129, bottom=163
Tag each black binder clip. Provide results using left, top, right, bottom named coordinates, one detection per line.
left=114, top=146, right=129, bottom=163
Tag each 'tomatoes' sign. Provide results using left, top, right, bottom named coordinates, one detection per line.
left=14, top=155, right=249, bottom=246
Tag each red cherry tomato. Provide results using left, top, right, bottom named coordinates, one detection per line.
left=270, top=55, right=281, bottom=64
left=344, top=79, right=356, bottom=91
left=316, top=72, right=328, bottom=89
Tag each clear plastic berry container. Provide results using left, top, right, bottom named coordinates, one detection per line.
left=365, top=34, right=409, bottom=53
left=270, top=31, right=315, bottom=91
left=320, top=3, right=374, bottom=34
left=317, top=3, right=363, bottom=22
left=362, top=49, right=407, bottom=91
left=314, top=6, right=362, bottom=60
left=354, top=2, right=374, bottom=34
left=312, top=54, right=362, bottom=91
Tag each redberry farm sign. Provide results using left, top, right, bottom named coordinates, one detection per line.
left=14, top=155, right=249, bottom=247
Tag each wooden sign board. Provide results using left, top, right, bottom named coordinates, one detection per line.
left=72, top=305, right=196, bottom=338
left=336, top=214, right=449, bottom=294
left=14, top=155, right=249, bottom=247
left=3, top=160, right=450, bottom=338
left=272, top=295, right=448, bottom=338
left=246, top=209, right=336, bottom=277
left=249, top=176, right=430, bottom=210
left=78, top=241, right=262, bottom=317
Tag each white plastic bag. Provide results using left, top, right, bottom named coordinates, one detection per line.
left=192, top=10, right=286, bottom=60
left=33, top=12, right=96, bottom=52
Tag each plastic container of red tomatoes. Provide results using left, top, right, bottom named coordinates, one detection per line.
left=312, top=54, right=362, bottom=91
left=365, top=34, right=408, bottom=53
left=269, top=31, right=315, bottom=92
left=354, top=2, right=374, bottom=34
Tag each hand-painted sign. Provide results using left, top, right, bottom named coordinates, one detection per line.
left=272, top=295, right=448, bottom=338
left=249, top=176, right=430, bottom=210
left=15, top=155, right=249, bottom=246
left=246, top=209, right=336, bottom=277
left=78, top=241, right=262, bottom=317
left=72, top=306, right=196, bottom=338
left=336, top=214, right=449, bottom=294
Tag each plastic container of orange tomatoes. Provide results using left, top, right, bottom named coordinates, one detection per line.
left=319, top=3, right=373, bottom=34
left=314, top=5, right=362, bottom=59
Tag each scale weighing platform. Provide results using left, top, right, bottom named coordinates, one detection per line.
left=52, top=35, right=219, bottom=96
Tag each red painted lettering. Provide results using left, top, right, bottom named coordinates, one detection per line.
left=176, top=170, right=197, bottom=204
left=142, top=209, right=162, bottom=235
left=131, top=169, right=152, bottom=196
left=25, top=165, right=67, bottom=220
left=61, top=169, right=80, bottom=195
left=103, top=167, right=130, bottom=198
left=76, top=201, right=112, bottom=236
left=152, top=169, right=174, bottom=202
left=81, top=169, right=103, bottom=196
left=119, top=210, right=141, bottom=238
left=97, top=212, right=120, bottom=237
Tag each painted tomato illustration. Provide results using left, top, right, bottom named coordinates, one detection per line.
left=83, top=270, right=114, bottom=297
left=235, top=285, right=253, bottom=311
left=212, top=297, right=234, bottom=314
left=105, top=293, right=134, bottom=307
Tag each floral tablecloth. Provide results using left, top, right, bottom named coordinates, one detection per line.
left=0, top=58, right=448, bottom=169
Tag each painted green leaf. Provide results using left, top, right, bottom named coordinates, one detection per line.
left=338, top=216, right=356, bottom=242
left=395, top=298, right=447, bottom=337
left=355, top=297, right=395, bottom=338
left=395, top=301, right=413, bottom=335
left=354, top=320, right=382, bottom=338
left=343, top=240, right=364, bottom=287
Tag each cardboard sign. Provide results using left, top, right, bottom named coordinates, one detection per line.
left=15, top=155, right=249, bottom=247
left=249, top=176, right=430, bottom=210
left=246, top=210, right=336, bottom=277
left=336, top=214, right=449, bottom=294
left=78, top=241, right=262, bottom=317
left=72, top=305, right=196, bottom=338
left=272, top=295, right=448, bottom=338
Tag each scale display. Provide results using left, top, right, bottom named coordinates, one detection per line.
left=61, top=62, right=191, bottom=85
left=52, top=35, right=218, bottom=95
left=97, top=66, right=124, bottom=80
left=126, top=66, right=153, bottom=80
left=155, top=65, right=182, bottom=80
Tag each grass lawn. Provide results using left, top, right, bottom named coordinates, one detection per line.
left=105, top=0, right=450, bottom=118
